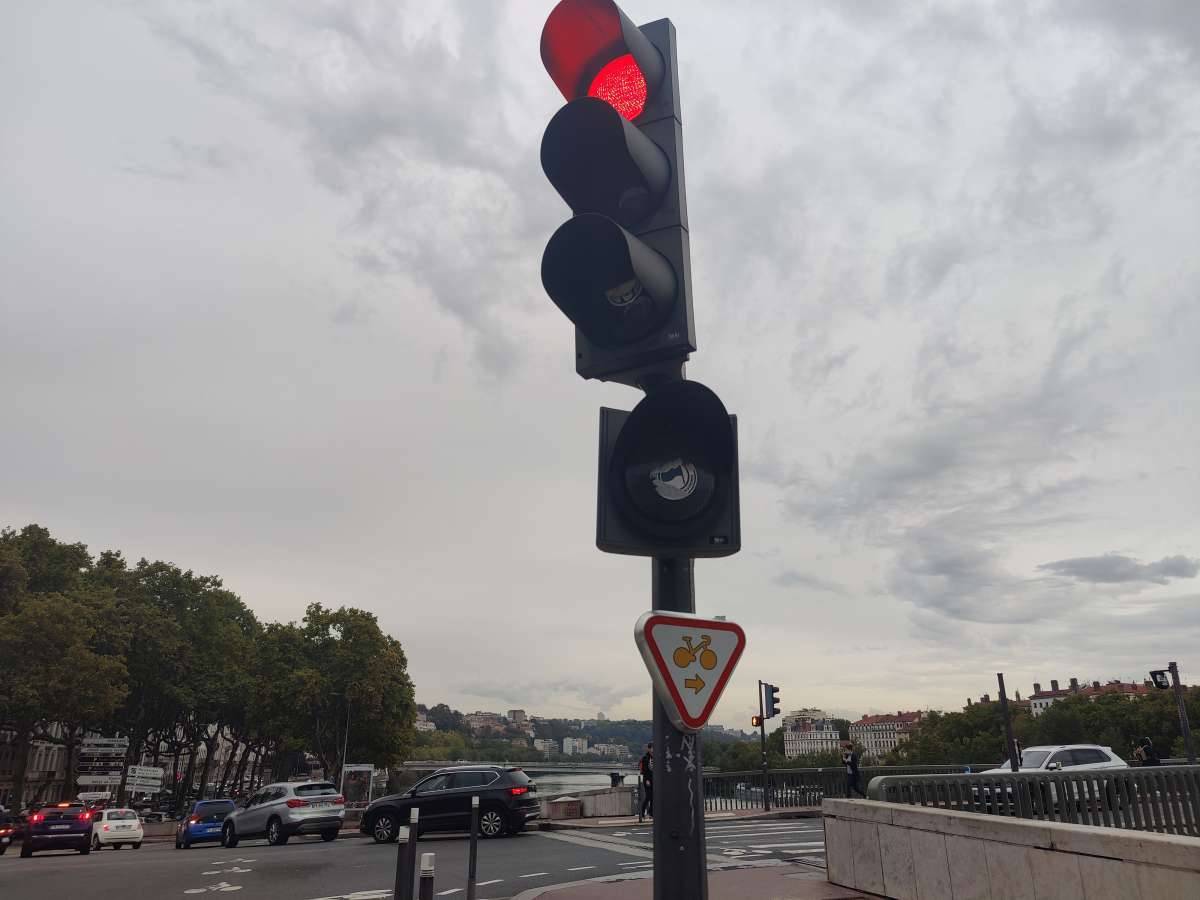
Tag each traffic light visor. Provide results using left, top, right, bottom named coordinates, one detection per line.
left=611, top=381, right=734, bottom=536
left=541, top=0, right=664, bottom=120
left=542, top=213, right=677, bottom=348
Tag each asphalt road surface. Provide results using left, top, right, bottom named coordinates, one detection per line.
left=0, top=817, right=824, bottom=899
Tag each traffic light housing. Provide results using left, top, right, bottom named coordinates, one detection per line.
left=1150, top=670, right=1171, bottom=689
left=540, top=0, right=695, bottom=387
left=764, top=683, right=781, bottom=718
left=751, top=715, right=763, bottom=728
left=597, top=380, right=740, bottom=557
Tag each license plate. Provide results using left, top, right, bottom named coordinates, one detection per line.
left=206, top=826, right=221, bottom=833
left=311, top=801, right=329, bottom=808
left=50, top=824, right=70, bottom=830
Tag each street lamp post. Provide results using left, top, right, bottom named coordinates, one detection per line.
left=340, top=695, right=352, bottom=793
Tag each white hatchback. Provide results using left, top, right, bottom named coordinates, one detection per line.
left=92, top=808, right=144, bottom=850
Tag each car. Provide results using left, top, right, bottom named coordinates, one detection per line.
left=361, top=765, right=539, bottom=843
left=92, top=807, right=144, bottom=851
left=982, top=744, right=1129, bottom=774
left=175, top=798, right=237, bottom=848
left=20, top=801, right=94, bottom=857
left=0, top=810, right=15, bottom=855
left=221, top=781, right=344, bottom=848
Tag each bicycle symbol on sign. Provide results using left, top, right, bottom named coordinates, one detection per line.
left=672, top=634, right=717, bottom=671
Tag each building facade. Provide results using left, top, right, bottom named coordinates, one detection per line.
left=781, top=709, right=841, bottom=759
left=507, top=710, right=528, bottom=724
left=1029, top=678, right=1152, bottom=717
left=562, top=737, right=589, bottom=755
left=533, top=739, right=557, bottom=753
left=415, top=711, right=437, bottom=732
left=849, top=711, right=924, bottom=760
left=593, top=743, right=632, bottom=759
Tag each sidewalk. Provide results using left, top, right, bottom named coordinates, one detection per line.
left=539, top=806, right=820, bottom=829
left=515, top=863, right=871, bottom=899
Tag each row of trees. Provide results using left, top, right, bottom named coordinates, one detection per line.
left=887, top=689, right=1200, bottom=766
left=0, top=524, right=416, bottom=807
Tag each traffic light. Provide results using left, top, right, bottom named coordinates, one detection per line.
left=764, top=683, right=781, bottom=718
left=1150, top=670, right=1171, bottom=689
left=597, top=380, right=740, bottom=557
left=540, top=0, right=695, bottom=387
left=751, top=715, right=763, bottom=728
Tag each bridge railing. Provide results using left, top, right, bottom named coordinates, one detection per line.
left=866, top=765, right=1200, bottom=836
left=701, top=764, right=995, bottom=812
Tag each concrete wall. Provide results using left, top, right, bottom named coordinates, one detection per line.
left=539, top=785, right=635, bottom=819
left=824, top=798, right=1200, bottom=899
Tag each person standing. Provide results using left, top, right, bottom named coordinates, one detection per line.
left=638, top=742, right=654, bottom=821
left=1135, top=737, right=1161, bottom=766
left=842, top=741, right=866, bottom=799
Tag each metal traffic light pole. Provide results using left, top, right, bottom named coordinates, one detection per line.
left=651, top=556, right=708, bottom=900
left=1169, top=662, right=1197, bottom=764
left=757, top=681, right=769, bottom=812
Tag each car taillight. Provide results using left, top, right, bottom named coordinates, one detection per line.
left=332, top=796, right=345, bottom=805
left=81, top=811, right=92, bottom=821
left=188, top=816, right=200, bottom=824
left=31, top=814, right=44, bottom=824
left=286, top=798, right=309, bottom=808
left=103, top=824, right=110, bottom=831
left=510, top=786, right=529, bottom=796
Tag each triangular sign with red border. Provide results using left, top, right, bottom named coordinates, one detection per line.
left=634, top=611, right=746, bottom=732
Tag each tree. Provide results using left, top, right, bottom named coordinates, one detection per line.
left=0, top=594, right=127, bottom=804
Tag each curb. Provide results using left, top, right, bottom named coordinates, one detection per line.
left=539, top=808, right=821, bottom=830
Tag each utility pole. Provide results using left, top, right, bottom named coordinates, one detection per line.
left=1169, top=662, right=1196, bottom=764
left=997, top=673, right=1020, bottom=772
left=340, top=695, right=352, bottom=793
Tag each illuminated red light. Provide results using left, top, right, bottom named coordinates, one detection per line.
left=588, top=53, right=647, bottom=120
left=510, top=786, right=530, bottom=796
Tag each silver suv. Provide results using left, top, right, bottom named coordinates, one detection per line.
left=221, top=781, right=344, bottom=847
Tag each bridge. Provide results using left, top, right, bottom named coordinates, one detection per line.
left=400, top=759, right=639, bottom=774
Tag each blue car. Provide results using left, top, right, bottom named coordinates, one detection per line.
left=175, top=799, right=236, bottom=849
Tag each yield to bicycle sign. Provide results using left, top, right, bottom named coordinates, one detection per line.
left=635, top=611, right=746, bottom=732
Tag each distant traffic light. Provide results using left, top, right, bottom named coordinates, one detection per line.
left=540, top=0, right=695, bottom=387
left=1150, top=669, right=1171, bottom=689
left=596, top=381, right=740, bottom=557
left=751, top=715, right=762, bottom=728
left=764, top=683, right=781, bottom=719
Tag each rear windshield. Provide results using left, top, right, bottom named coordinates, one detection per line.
left=43, top=805, right=85, bottom=819
left=195, top=801, right=235, bottom=821
left=294, top=783, right=339, bottom=797
left=507, top=770, right=532, bottom=786
left=108, top=810, right=138, bottom=820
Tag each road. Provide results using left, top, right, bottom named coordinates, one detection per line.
left=0, top=817, right=824, bottom=899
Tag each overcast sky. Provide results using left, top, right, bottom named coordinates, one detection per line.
left=3, top=1, right=1198, bottom=729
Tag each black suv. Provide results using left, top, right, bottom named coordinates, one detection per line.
left=362, top=766, right=538, bottom=842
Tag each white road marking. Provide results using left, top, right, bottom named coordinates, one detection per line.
left=437, top=890, right=463, bottom=896
left=519, top=872, right=549, bottom=878
left=748, top=841, right=827, bottom=849
left=567, top=866, right=597, bottom=871
left=477, top=879, right=503, bottom=886
left=619, top=861, right=654, bottom=868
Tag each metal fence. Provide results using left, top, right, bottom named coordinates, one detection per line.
left=866, top=765, right=1200, bottom=837
left=701, top=765, right=995, bottom=812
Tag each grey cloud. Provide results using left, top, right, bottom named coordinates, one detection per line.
left=456, top=679, right=644, bottom=715
left=1039, top=554, right=1200, bottom=585
left=772, top=570, right=848, bottom=596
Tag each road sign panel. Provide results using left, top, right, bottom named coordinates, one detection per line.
left=634, top=610, right=745, bottom=731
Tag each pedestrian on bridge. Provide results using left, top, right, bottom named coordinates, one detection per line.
left=638, top=742, right=653, bottom=821
left=842, top=741, right=866, bottom=799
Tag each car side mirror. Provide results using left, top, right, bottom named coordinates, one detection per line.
left=1047, top=761, right=1061, bottom=771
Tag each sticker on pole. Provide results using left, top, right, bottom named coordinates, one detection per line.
left=634, top=611, right=746, bottom=732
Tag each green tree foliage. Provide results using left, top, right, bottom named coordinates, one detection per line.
left=0, top=524, right=417, bottom=807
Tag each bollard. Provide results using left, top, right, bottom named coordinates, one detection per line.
left=467, top=796, right=479, bottom=900
left=394, top=807, right=420, bottom=900
left=418, top=852, right=435, bottom=900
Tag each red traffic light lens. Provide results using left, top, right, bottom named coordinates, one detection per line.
left=588, top=53, right=647, bottom=120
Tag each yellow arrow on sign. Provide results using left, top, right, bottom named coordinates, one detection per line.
left=684, top=674, right=705, bottom=694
